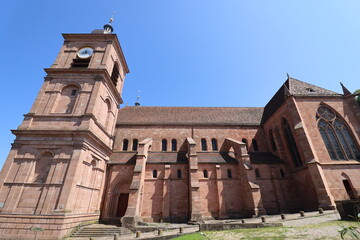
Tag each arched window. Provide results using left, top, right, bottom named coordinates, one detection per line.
left=162, top=139, right=167, bottom=151
left=171, top=139, right=177, bottom=151
left=255, top=169, right=260, bottom=178
left=177, top=169, right=182, bottom=179
left=242, top=138, right=248, bottom=150
left=55, top=85, right=79, bottom=113
left=283, top=119, right=303, bottom=168
left=122, top=139, right=129, bottom=151
left=269, top=129, right=277, bottom=151
left=280, top=169, right=285, bottom=178
left=203, top=169, right=208, bottom=178
left=252, top=139, right=259, bottom=151
left=132, top=139, right=138, bottom=151
left=152, top=170, right=158, bottom=178
left=201, top=138, right=207, bottom=151
left=317, top=106, right=360, bottom=160
left=211, top=138, right=218, bottom=151
left=111, top=62, right=120, bottom=86
left=227, top=169, right=232, bottom=178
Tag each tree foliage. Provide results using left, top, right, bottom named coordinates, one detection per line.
left=354, top=89, right=360, bottom=105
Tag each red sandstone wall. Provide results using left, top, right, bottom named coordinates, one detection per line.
left=114, top=125, right=265, bottom=152
left=101, top=165, right=134, bottom=221
left=322, top=164, right=360, bottom=200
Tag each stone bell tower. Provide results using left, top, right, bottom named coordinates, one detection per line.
left=0, top=21, right=129, bottom=239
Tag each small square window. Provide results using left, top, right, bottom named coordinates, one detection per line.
left=71, top=90, right=77, bottom=96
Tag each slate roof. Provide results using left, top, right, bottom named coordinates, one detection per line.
left=109, top=152, right=137, bottom=164
left=249, top=152, right=285, bottom=164
left=287, top=77, right=341, bottom=97
left=197, top=152, right=238, bottom=163
left=147, top=152, right=188, bottom=164
left=117, top=107, right=264, bottom=126
left=261, top=77, right=342, bottom=123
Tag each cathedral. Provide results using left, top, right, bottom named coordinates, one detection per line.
left=0, top=23, right=359, bottom=239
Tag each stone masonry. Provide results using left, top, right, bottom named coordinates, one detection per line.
left=0, top=27, right=360, bottom=239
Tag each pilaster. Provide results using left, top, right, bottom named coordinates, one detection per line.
left=121, top=138, right=152, bottom=227
left=186, top=137, right=203, bottom=223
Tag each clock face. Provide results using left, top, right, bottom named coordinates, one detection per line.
left=77, top=47, right=94, bottom=59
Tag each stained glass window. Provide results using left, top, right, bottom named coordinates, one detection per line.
left=317, top=106, right=360, bottom=160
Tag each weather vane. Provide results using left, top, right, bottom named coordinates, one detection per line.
left=103, top=11, right=115, bottom=33
left=135, top=90, right=141, bottom=106
left=110, top=11, right=115, bottom=24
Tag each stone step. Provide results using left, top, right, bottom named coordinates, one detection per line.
left=70, top=225, right=132, bottom=238
left=79, top=229, right=125, bottom=231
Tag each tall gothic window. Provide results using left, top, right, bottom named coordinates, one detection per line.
left=282, top=119, right=303, bottom=168
left=317, top=106, right=360, bottom=160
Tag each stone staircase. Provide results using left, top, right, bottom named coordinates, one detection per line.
left=69, top=224, right=132, bottom=238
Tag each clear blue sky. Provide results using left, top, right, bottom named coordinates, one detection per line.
left=0, top=1, right=359, bottom=167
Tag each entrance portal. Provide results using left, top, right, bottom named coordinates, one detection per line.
left=116, top=193, right=129, bottom=218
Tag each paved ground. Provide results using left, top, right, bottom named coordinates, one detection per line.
left=67, top=210, right=343, bottom=240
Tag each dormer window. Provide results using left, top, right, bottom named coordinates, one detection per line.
left=306, top=87, right=315, bottom=92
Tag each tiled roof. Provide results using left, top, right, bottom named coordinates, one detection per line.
left=117, top=107, right=264, bottom=126
left=249, top=152, right=285, bottom=164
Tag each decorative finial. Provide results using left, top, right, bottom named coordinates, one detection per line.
left=340, top=82, right=352, bottom=96
left=135, top=90, right=141, bottom=106
left=103, top=12, right=115, bottom=34
left=286, top=73, right=290, bottom=79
